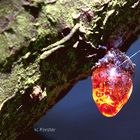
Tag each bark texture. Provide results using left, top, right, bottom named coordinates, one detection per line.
left=0, top=0, right=140, bottom=139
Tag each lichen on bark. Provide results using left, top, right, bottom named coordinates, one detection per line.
left=0, top=0, right=140, bottom=139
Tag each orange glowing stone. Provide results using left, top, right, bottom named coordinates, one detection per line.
left=92, top=49, right=135, bottom=117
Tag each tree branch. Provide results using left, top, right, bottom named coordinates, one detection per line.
left=0, top=0, right=139, bottom=139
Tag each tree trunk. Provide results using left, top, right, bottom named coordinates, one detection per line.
left=0, top=0, right=140, bottom=139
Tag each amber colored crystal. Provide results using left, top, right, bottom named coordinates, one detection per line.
left=92, top=63, right=133, bottom=117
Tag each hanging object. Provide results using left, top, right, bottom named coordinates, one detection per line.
left=92, top=49, right=135, bottom=117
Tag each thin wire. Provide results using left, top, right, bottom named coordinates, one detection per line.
left=116, top=49, right=140, bottom=69
left=129, top=49, right=140, bottom=59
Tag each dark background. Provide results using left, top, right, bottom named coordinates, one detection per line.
left=25, top=36, right=140, bottom=140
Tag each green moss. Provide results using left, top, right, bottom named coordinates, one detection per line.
left=0, top=35, right=9, bottom=63
left=0, top=1, right=17, bottom=16
left=36, top=13, right=58, bottom=39
left=43, top=2, right=73, bottom=27
left=14, top=12, right=34, bottom=38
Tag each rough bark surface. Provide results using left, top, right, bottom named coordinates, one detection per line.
left=0, top=0, right=140, bottom=139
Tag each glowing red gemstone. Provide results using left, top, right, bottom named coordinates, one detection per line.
left=92, top=49, right=135, bottom=117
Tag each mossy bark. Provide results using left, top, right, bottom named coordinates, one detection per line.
left=0, top=0, right=140, bottom=139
